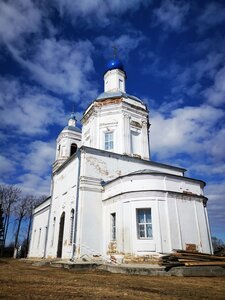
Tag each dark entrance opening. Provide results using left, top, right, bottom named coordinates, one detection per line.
left=57, top=212, right=65, bottom=258
left=70, top=143, right=77, bottom=156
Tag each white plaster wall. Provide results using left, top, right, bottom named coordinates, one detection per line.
left=102, top=191, right=211, bottom=256
left=166, top=198, right=182, bottom=250
left=167, top=196, right=212, bottom=254
left=102, top=195, right=168, bottom=256
left=82, top=148, right=184, bottom=184
left=77, top=189, right=103, bottom=257
left=29, top=201, right=50, bottom=258
left=104, top=69, right=126, bottom=93
left=101, top=171, right=210, bottom=255
left=45, top=156, right=79, bottom=259
left=103, top=174, right=204, bottom=200
left=82, top=98, right=149, bottom=159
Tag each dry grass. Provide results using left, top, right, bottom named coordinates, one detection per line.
left=0, top=259, right=225, bottom=299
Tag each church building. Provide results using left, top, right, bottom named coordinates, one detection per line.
left=28, top=58, right=213, bottom=261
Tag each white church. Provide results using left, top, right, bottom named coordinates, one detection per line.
left=28, top=58, right=213, bottom=262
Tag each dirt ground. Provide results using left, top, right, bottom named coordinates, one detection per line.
left=0, top=259, right=225, bottom=299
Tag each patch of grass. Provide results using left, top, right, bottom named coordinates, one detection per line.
left=0, top=259, right=225, bottom=299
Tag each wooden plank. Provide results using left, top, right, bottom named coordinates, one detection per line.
left=173, top=253, right=225, bottom=261
left=178, top=259, right=199, bottom=262
left=185, top=261, right=225, bottom=266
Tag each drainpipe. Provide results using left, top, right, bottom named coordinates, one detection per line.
left=71, top=148, right=81, bottom=261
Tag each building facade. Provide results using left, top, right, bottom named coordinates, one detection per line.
left=29, top=58, right=213, bottom=261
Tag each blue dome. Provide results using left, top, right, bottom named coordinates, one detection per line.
left=69, top=112, right=76, bottom=120
left=106, top=58, right=124, bottom=72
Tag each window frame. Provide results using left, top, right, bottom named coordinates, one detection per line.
left=136, top=208, right=153, bottom=240
left=104, top=131, right=114, bottom=150
left=119, top=79, right=123, bottom=90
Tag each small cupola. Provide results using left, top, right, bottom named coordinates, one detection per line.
left=106, top=58, right=124, bottom=72
left=53, top=112, right=82, bottom=173
left=68, top=112, right=77, bottom=127
left=104, top=57, right=126, bottom=93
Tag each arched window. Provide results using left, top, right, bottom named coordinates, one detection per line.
left=70, top=209, right=75, bottom=244
left=70, top=143, right=77, bottom=156
left=57, top=212, right=65, bottom=258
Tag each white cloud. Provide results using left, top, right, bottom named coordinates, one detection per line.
left=13, top=140, right=55, bottom=194
left=53, top=0, right=151, bottom=26
left=23, top=140, right=55, bottom=175
left=197, top=2, right=225, bottom=33
left=153, top=0, right=189, bottom=31
left=171, top=51, right=224, bottom=91
left=7, top=39, right=98, bottom=103
left=0, top=155, right=15, bottom=176
left=150, top=104, right=225, bottom=160
left=0, top=140, right=55, bottom=196
left=150, top=101, right=225, bottom=239
left=204, top=65, right=225, bottom=107
left=0, top=0, right=42, bottom=45
left=95, top=32, right=145, bottom=60
left=17, top=173, right=51, bottom=195
left=191, top=163, right=225, bottom=177
left=205, top=180, right=225, bottom=234
left=0, top=77, right=65, bottom=136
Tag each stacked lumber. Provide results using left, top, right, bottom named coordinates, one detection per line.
left=159, top=250, right=225, bottom=268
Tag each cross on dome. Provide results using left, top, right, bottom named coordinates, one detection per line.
left=105, top=46, right=124, bottom=73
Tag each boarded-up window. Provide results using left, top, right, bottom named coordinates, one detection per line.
left=131, top=130, right=141, bottom=155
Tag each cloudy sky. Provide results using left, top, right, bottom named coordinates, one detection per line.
left=0, top=0, right=224, bottom=242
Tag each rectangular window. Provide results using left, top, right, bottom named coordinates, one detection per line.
left=111, top=213, right=116, bottom=241
left=119, top=79, right=123, bottom=90
left=105, top=132, right=113, bottom=150
left=137, top=208, right=152, bottom=239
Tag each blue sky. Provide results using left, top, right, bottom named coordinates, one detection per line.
left=0, top=0, right=224, bottom=242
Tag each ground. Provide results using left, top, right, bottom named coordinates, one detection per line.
left=0, top=259, right=225, bottom=299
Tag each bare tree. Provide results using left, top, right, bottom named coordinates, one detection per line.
left=24, top=195, right=36, bottom=257
left=0, top=185, right=48, bottom=257
left=212, top=236, right=225, bottom=254
left=0, top=202, right=4, bottom=256
left=0, top=185, right=21, bottom=247
left=24, top=194, right=48, bottom=257
left=13, top=194, right=30, bottom=258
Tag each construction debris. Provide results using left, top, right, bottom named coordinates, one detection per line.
left=159, top=250, right=225, bottom=268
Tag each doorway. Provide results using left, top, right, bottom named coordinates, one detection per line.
left=57, top=212, right=65, bottom=258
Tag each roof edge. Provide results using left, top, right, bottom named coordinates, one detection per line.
left=102, top=170, right=206, bottom=187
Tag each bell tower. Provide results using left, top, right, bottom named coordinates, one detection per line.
left=53, top=113, right=82, bottom=172
left=82, top=57, right=150, bottom=160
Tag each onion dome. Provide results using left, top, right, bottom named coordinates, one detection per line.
left=106, top=58, right=124, bottom=72
left=69, top=112, right=76, bottom=121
